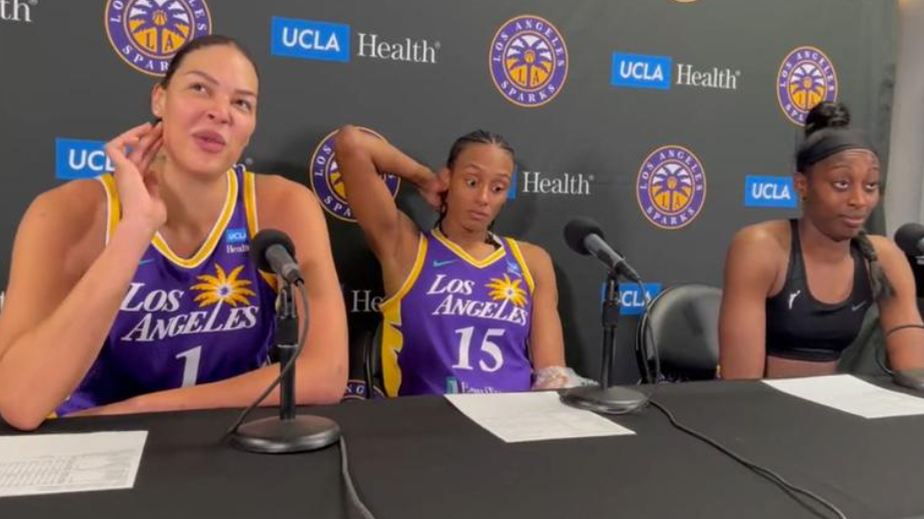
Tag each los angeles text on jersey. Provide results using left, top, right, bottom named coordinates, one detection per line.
left=117, top=283, right=259, bottom=342
left=426, top=274, right=528, bottom=326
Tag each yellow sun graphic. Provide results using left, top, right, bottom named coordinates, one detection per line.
left=486, top=274, right=527, bottom=308
left=190, top=264, right=256, bottom=308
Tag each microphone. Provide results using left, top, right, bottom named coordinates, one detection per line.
left=564, top=217, right=641, bottom=282
left=560, top=216, right=647, bottom=414
left=229, top=228, right=341, bottom=454
left=251, top=229, right=303, bottom=285
left=895, top=223, right=924, bottom=257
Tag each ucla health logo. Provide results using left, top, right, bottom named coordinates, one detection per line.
left=637, top=145, right=706, bottom=230
left=777, top=46, right=838, bottom=125
left=270, top=16, right=438, bottom=64
left=744, top=175, right=796, bottom=208
left=56, top=139, right=113, bottom=180
left=271, top=17, right=350, bottom=62
left=611, top=52, right=738, bottom=91
left=489, top=15, right=568, bottom=107
left=310, top=128, right=400, bottom=222
left=105, top=0, right=212, bottom=76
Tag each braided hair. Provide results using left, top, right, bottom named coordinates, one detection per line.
left=798, top=101, right=893, bottom=300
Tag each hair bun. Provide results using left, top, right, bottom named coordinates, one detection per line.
left=804, top=101, right=851, bottom=136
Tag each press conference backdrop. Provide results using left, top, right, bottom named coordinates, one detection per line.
left=0, top=0, right=897, bottom=386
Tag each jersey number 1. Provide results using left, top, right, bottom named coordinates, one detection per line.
left=175, top=346, right=203, bottom=388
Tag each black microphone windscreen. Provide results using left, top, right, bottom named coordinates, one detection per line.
left=564, top=217, right=604, bottom=256
left=895, top=223, right=924, bottom=256
left=250, top=229, right=297, bottom=272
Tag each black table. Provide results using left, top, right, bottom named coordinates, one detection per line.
left=2, top=379, right=924, bottom=519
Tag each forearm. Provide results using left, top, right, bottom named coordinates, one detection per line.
left=717, top=347, right=766, bottom=379
left=0, top=223, right=152, bottom=427
left=887, top=336, right=924, bottom=371
left=90, top=352, right=347, bottom=416
left=337, top=126, right=433, bottom=187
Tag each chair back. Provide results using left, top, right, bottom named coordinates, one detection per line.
left=635, top=283, right=721, bottom=382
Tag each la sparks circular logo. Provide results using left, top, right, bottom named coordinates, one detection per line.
left=777, top=46, right=838, bottom=125
left=310, top=128, right=401, bottom=222
left=489, top=15, right=568, bottom=108
left=637, top=145, right=706, bottom=230
left=105, top=0, right=212, bottom=76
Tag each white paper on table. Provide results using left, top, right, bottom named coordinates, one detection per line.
left=0, top=431, right=147, bottom=498
left=445, top=391, right=635, bottom=443
left=763, top=374, right=924, bottom=419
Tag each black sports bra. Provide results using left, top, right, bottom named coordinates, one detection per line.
left=765, top=220, right=873, bottom=362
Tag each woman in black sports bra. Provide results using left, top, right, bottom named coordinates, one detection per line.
left=719, top=101, right=924, bottom=379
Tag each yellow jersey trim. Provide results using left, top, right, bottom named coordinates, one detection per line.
left=379, top=234, right=429, bottom=397
left=381, top=302, right=404, bottom=397
left=379, top=233, right=428, bottom=311
left=151, top=169, right=237, bottom=269
left=506, top=238, right=536, bottom=294
left=241, top=171, right=278, bottom=291
left=243, top=170, right=259, bottom=238
left=432, top=228, right=505, bottom=268
left=97, top=174, right=120, bottom=245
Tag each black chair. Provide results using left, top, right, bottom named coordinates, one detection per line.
left=635, top=283, right=721, bottom=383
left=362, top=321, right=385, bottom=399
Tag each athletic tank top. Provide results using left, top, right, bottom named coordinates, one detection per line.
left=380, top=228, right=534, bottom=396
left=765, top=219, right=873, bottom=362
left=55, top=165, right=277, bottom=415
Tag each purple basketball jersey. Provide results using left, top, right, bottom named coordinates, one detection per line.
left=380, top=229, right=534, bottom=396
left=55, top=166, right=277, bottom=416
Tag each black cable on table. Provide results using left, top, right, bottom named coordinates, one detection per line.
left=649, top=399, right=848, bottom=519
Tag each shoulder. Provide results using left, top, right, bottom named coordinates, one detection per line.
left=724, top=220, right=789, bottom=293
left=866, top=233, right=900, bottom=256
left=510, top=238, right=550, bottom=264
left=865, top=233, right=908, bottom=270
left=23, top=179, right=107, bottom=237
left=726, top=220, right=791, bottom=274
left=729, top=220, right=789, bottom=254
left=252, top=173, right=323, bottom=225
left=16, top=179, right=108, bottom=276
left=509, top=239, right=554, bottom=280
left=253, top=173, right=317, bottom=207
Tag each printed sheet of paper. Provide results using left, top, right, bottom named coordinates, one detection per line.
left=445, top=391, right=635, bottom=442
left=764, top=374, right=924, bottom=419
left=0, top=431, right=147, bottom=498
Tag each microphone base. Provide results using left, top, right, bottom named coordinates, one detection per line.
left=230, top=415, right=341, bottom=454
left=560, top=385, right=646, bottom=415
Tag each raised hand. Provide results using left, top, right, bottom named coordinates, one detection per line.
left=417, top=169, right=448, bottom=211
left=104, top=122, right=167, bottom=234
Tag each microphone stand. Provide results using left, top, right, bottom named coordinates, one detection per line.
left=231, top=281, right=341, bottom=453
left=561, top=271, right=646, bottom=414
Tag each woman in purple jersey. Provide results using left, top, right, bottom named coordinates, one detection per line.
left=720, top=101, right=924, bottom=379
left=0, top=36, right=347, bottom=430
left=336, top=126, right=577, bottom=395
